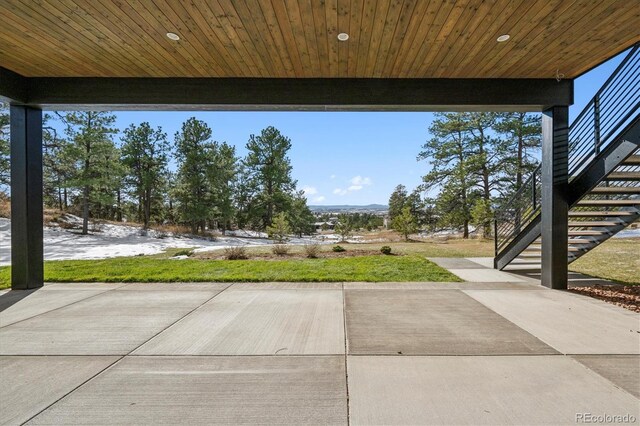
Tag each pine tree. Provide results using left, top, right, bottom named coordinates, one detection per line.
left=120, top=122, right=170, bottom=229
left=465, top=112, right=503, bottom=237
left=243, top=126, right=297, bottom=229
left=335, top=214, right=355, bottom=242
left=43, top=116, right=73, bottom=210
left=266, top=212, right=291, bottom=243
left=388, top=184, right=408, bottom=222
left=208, top=142, right=238, bottom=234
left=174, top=118, right=215, bottom=234
left=62, top=111, right=119, bottom=234
left=418, top=113, right=476, bottom=238
left=494, top=112, right=541, bottom=193
left=287, top=190, right=315, bottom=237
left=392, top=206, right=418, bottom=241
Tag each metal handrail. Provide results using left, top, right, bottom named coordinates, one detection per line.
left=495, top=43, right=639, bottom=257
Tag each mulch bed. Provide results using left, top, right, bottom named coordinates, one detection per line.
left=569, top=284, right=640, bottom=313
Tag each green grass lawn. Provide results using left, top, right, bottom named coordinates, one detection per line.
left=0, top=255, right=461, bottom=287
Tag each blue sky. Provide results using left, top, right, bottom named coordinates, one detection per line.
left=52, top=49, right=626, bottom=206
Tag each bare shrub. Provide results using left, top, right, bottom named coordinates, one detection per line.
left=224, top=246, right=248, bottom=260
left=272, top=244, right=290, bottom=256
left=303, top=243, right=321, bottom=258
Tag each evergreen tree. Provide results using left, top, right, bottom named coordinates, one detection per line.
left=0, top=103, right=10, bottom=193
left=62, top=111, right=119, bottom=234
left=243, top=126, right=297, bottom=229
left=494, top=112, right=541, bottom=193
left=120, top=122, right=170, bottom=229
left=43, top=116, right=73, bottom=210
left=233, top=163, right=258, bottom=230
left=174, top=118, right=215, bottom=234
left=287, top=190, right=315, bottom=237
left=418, top=113, right=476, bottom=238
left=335, top=214, right=355, bottom=242
left=208, top=142, right=238, bottom=234
left=465, top=112, right=503, bottom=237
left=392, top=206, right=418, bottom=241
left=266, top=212, right=291, bottom=243
left=388, top=184, right=408, bottom=222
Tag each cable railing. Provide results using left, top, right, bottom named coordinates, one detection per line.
left=495, top=43, right=639, bottom=257
left=568, top=44, right=640, bottom=179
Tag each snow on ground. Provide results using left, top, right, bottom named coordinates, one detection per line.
left=0, top=216, right=331, bottom=266
left=614, top=227, right=640, bottom=238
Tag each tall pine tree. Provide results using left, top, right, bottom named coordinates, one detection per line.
left=243, top=126, right=297, bottom=230
left=62, top=111, right=119, bottom=234
left=174, top=118, right=216, bottom=234
left=120, top=122, right=170, bottom=229
left=418, top=113, right=478, bottom=238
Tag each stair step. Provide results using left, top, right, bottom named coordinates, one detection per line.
left=606, top=172, right=640, bottom=181
left=532, top=238, right=593, bottom=244
left=590, top=186, right=640, bottom=194
left=526, top=246, right=587, bottom=253
left=568, top=211, right=636, bottom=217
left=621, top=155, right=640, bottom=165
left=576, top=199, right=640, bottom=207
left=568, top=230, right=608, bottom=236
left=568, top=221, right=620, bottom=227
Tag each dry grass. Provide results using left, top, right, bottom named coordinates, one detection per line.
left=0, top=193, right=10, bottom=218
left=193, top=239, right=496, bottom=260
left=570, top=238, right=640, bottom=285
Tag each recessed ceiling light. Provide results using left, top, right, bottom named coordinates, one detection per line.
left=496, top=34, right=510, bottom=42
left=166, top=32, right=180, bottom=41
left=337, top=32, right=349, bottom=41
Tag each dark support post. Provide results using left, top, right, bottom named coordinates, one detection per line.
left=541, top=106, right=569, bottom=289
left=10, top=105, right=44, bottom=289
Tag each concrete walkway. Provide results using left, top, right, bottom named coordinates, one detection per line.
left=1, top=277, right=638, bottom=425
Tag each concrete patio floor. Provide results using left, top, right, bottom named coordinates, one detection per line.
left=1, top=262, right=638, bottom=425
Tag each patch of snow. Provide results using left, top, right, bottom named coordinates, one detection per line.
left=226, top=229, right=268, bottom=238
left=0, top=217, right=338, bottom=265
left=614, top=228, right=640, bottom=238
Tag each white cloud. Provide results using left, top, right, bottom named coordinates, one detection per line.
left=350, top=176, right=372, bottom=186
left=330, top=174, right=336, bottom=179
left=302, top=186, right=318, bottom=196
left=313, top=196, right=326, bottom=202
left=333, top=176, right=373, bottom=196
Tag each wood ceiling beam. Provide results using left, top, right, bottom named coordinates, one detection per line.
left=1, top=71, right=573, bottom=111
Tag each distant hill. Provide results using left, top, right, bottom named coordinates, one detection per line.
left=308, top=204, right=388, bottom=213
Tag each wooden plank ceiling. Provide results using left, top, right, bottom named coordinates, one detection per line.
left=0, top=0, right=638, bottom=78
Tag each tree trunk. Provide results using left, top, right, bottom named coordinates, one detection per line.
left=57, top=185, right=63, bottom=211
left=143, top=189, right=151, bottom=229
left=82, top=185, right=89, bottom=235
left=116, top=189, right=122, bottom=222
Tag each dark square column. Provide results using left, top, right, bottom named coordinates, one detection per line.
left=10, top=105, right=43, bottom=289
left=541, top=106, right=569, bottom=289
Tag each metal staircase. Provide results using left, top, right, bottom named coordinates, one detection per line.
left=494, top=44, right=640, bottom=270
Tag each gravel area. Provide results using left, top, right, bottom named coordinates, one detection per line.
left=569, top=285, right=640, bottom=313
